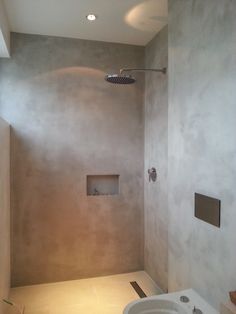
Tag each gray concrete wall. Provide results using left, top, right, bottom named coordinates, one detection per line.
left=168, top=0, right=236, bottom=310
left=0, top=118, right=10, bottom=314
left=144, top=27, right=168, bottom=292
left=0, top=33, right=144, bottom=287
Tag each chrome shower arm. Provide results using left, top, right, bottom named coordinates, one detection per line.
left=119, top=68, right=167, bottom=75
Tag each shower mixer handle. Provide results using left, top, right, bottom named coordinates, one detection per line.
left=148, top=167, right=157, bottom=182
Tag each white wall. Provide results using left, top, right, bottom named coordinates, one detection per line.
left=0, top=0, right=10, bottom=58
left=168, top=0, right=236, bottom=310
left=0, top=117, right=10, bottom=314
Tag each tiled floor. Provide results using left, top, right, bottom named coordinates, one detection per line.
left=6, top=271, right=162, bottom=314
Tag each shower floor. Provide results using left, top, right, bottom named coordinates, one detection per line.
left=7, top=271, right=161, bottom=314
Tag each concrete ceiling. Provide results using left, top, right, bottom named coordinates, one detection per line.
left=3, top=0, right=167, bottom=47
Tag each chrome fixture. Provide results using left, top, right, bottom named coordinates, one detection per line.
left=148, top=167, right=157, bottom=182
left=193, top=307, right=203, bottom=314
left=105, top=67, right=167, bottom=84
left=93, top=188, right=100, bottom=195
left=180, top=296, right=190, bottom=303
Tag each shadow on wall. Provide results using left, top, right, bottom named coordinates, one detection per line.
left=34, top=67, right=106, bottom=79
left=19, top=66, right=141, bottom=94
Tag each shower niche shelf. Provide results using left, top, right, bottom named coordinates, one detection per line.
left=87, top=175, right=119, bottom=196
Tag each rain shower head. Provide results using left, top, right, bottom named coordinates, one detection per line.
left=105, top=74, right=136, bottom=84
left=105, top=67, right=166, bottom=85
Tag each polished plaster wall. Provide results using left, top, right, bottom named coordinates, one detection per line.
left=0, top=33, right=144, bottom=286
left=144, top=26, right=168, bottom=292
left=168, top=0, right=236, bottom=309
left=0, top=118, right=10, bottom=314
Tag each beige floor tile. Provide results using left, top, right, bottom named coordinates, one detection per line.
left=7, top=271, right=161, bottom=314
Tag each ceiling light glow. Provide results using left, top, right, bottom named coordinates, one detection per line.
left=86, top=14, right=97, bottom=21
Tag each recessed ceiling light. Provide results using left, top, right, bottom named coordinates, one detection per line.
left=86, top=14, right=97, bottom=21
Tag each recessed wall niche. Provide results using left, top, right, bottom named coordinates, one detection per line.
left=87, top=175, right=119, bottom=196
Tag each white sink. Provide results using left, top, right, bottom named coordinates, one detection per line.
left=123, top=289, right=219, bottom=314
left=124, top=298, right=187, bottom=314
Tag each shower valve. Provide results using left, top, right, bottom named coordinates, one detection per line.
left=148, top=167, right=157, bottom=182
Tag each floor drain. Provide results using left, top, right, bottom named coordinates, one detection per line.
left=130, top=281, right=147, bottom=298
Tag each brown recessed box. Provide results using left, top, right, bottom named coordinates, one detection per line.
left=194, top=193, right=221, bottom=227
left=230, top=291, right=236, bottom=306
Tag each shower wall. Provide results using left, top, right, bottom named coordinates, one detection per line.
left=0, top=118, right=10, bottom=314
left=144, top=27, right=168, bottom=292
left=168, top=0, right=236, bottom=309
left=0, top=33, right=144, bottom=287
